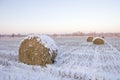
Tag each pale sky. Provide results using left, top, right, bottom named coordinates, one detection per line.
left=0, top=0, right=120, bottom=34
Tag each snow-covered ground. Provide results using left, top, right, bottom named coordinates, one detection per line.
left=0, top=36, right=120, bottom=80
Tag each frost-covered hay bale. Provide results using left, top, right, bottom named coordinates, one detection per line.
left=93, top=37, right=104, bottom=45
left=19, top=34, right=58, bottom=66
left=87, top=36, right=93, bottom=42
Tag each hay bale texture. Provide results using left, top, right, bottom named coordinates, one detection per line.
left=87, top=36, right=93, bottom=42
left=93, top=37, right=104, bottom=45
left=19, top=34, right=58, bottom=66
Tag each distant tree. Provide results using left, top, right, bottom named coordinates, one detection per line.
left=16, top=34, right=21, bottom=37
left=52, top=33, right=57, bottom=37
left=72, top=31, right=83, bottom=36
left=11, top=33, right=15, bottom=37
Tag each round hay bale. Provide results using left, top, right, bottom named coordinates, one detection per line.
left=19, top=34, right=58, bottom=66
left=87, top=36, right=93, bottom=42
left=93, top=37, right=104, bottom=45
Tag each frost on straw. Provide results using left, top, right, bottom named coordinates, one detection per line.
left=19, top=34, right=58, bottom=66
left=87, top=36, right=94, bottom=42
left=93, top=37, right=104, bottom=45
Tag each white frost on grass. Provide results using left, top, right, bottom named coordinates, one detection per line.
left=0, top=63, right=73, bottom=80
left=0, top=36, right=120, bottom=80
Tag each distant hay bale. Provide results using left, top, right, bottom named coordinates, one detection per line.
left=19, top=34, right=58, bottom=66
left=87, top=36, right=93, bottom=42
left=93, top=37, right=104, bottom=45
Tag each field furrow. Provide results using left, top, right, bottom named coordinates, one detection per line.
left=0, top=37, right=120, bottom=80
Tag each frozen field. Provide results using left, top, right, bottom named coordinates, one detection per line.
left=0, top=36, right=120, bottom=80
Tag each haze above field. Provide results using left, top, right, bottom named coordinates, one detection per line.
left=0, top=0, right=120, bottom=34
